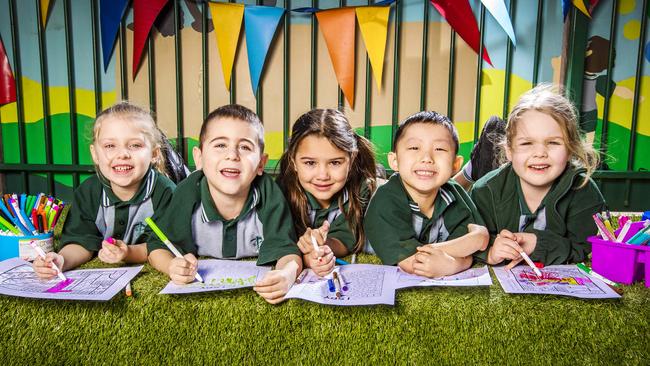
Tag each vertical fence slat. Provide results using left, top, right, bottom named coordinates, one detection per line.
left=390, top=0, right=401, bottom=149
left=63, top=0, right=79, bottom=189
left=337, top=0, right=345, bottom=110
left=91, top=0, right=102, bottom=116
left=600, top=0, right=619, bottom=165
left=202, top=0, right=209, bottom=121
left=532, top=0, right=543, bottom=85
left=8, top=0, right=28, bottom=190
left=419, top=0, right=429, bottom=111
left=364, top=0, right=373, bottom=139
left=447, top=30, right=456, bottom=119
left=148, top=37, right=156, bottom=114
left=119, top=17, right=128, bottom=100
left=502, top=0, right=515, bottom=119
left=310, top=0, right=318, bottom=109
left=283, top=0, right=290, bottom=149
left=174, top=0, right=185, bottom=160
left=229, top=0, right=236, bottom=105
left=256, top=0, right=263, bottom=119
left=628, top=0, right=648, bottom=170
left=36, top=0, right=54, bottom=194
left=473, top=4, right=486, bottom=144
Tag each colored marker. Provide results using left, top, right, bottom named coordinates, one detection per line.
left=332, top=271, right=342, bottom=298
left=577, top=263, right=619, bottom=287
left=336, top=269, right=349, bottom=291
left=29, top=240, right=67, bottom=281
left=144, top=217, right=203, bottom=283
left=593, top=214, right=616, bottom=241
left=335, top=258, right=349, bottom=265
left=0, top=215, right=21, bottom=235
left=327, top=278, right=335, bottom=292
left=616, top=221, right=632, bottom=243
left=519, top=251, right=542, bottom=277
left=310, top=233, right=322, bottom=262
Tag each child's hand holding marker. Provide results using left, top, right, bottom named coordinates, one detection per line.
left=168, top=253, right=200, bottom=285
left=98, top=237, right=129, bottom=264
left=32, top=251, right=65, bottom=281
left=254, top=259, right=299, bottom=305
left=297, top=221, right=335, bottom=277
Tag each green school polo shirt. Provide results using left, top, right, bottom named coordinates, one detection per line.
left=146, top=171, right=300, bottom=265
left=304, top=189, right=357, bottom=252
left=60, top=169, right=175, bottom=252
left=470, top=163, right=606, bottom=265
left=364, top=173, right=483, bottom=265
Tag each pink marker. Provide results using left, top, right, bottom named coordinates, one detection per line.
left=106, top=237, right=116, bottom=245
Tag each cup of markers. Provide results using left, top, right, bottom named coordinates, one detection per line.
left=589, top=213, right=650, bottom=287
left=0, top=193, right=65, bottom=261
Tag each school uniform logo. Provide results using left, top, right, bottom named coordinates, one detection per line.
left=250, top=236, right=263, bottom=250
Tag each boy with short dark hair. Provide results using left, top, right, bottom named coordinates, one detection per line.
left=364, top=111, right=488, bottom=278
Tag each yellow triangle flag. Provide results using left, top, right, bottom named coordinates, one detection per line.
left=40, top=0, right=52, bottom=27
left=209, top=3, right=245, bottom=90
left=356, top=6, right=390, bottom=90
left=572, top=0, right=591, bottom=18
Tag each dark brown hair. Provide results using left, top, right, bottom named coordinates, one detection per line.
left=200, top=104, right=265, bottom=151
left=277, top=109, right=377, bottom=253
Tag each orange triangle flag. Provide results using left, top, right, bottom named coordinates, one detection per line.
left=209, top=3, right=245, bottom=90
left=316, top=8, right=356, bottom=107
left=356, top=6, right=390, bottom=91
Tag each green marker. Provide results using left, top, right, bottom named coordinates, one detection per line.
left=145, top=217, right=204, bottom=283
left=0, top=215, right=21, bottom=235
left=577, top=263, right=619, bottom=287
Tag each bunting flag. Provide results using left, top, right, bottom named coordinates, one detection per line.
left=40, top=0, right=52, bottom=27
left=133, top=0, right=170, bottom=77
left=356, top=6, right=390, bottom=90
left=244, top=6, right=285, bottom=94
left=480, top=0, right=516, bottom=46
left=316, top=8, right=356, bottom=106
left=100, top=0, right=129, bottom=71
left=588, top=0, right=600, bottom=13
left=0, top=35, right=17, bottom=106
left=209, top=2, right=245, bottom=90
left=572, top=0, right=592, bottom=18
left=430, top=0, right=492, bottom=66
left=562, top=0, right=571, bottom=19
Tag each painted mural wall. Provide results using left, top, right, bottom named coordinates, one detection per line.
left=0, top=0, right=648, bottom=200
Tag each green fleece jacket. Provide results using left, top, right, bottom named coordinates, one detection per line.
left=470, top=163, right=606, bottom=265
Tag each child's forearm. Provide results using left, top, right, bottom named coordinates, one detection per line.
left=58, top=244, right=93, bottom=271
left=123, top=243, right=148, bottom=264
left=148, top=249, right=175, bottom=275
left=429, top=226, right=488, bottom=258
left=275, top=254, right=302, bottom=279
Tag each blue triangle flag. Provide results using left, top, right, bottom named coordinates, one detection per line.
left=562, top=0, right=571, bottom=20
left=100, top=0, right=129, bottom=71
left=244, top=6, right=285, bottom=94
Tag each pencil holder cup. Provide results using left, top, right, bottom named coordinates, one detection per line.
left=0, top=232, right=54, bottom=261
left=588, top=236, right=650, bottom=287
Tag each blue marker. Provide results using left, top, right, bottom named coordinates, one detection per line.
left=327, top=278, right=335, bottom=292
left=335, top=258, right=349, bottom=265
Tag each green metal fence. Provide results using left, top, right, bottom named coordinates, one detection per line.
left=0, top=0, right=648, bottom=211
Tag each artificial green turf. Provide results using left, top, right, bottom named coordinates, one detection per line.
left=0, top=254, right=648, bottom=364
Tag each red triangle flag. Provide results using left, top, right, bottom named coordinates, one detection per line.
left=133, top=0, right=169, bottom=77
left=0, top=36, right=16, bottom=106
left=430, top=0, right=492, bottom=66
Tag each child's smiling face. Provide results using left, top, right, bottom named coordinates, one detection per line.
left=506, top=110, right=570, bottom=196
left=90, top=117, right=158, bottom=201
left=193, top=117, right=267, bottom=203
left=294, top=134, right=351, bottom=208
left=388, top=123, right=462, bottom=200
